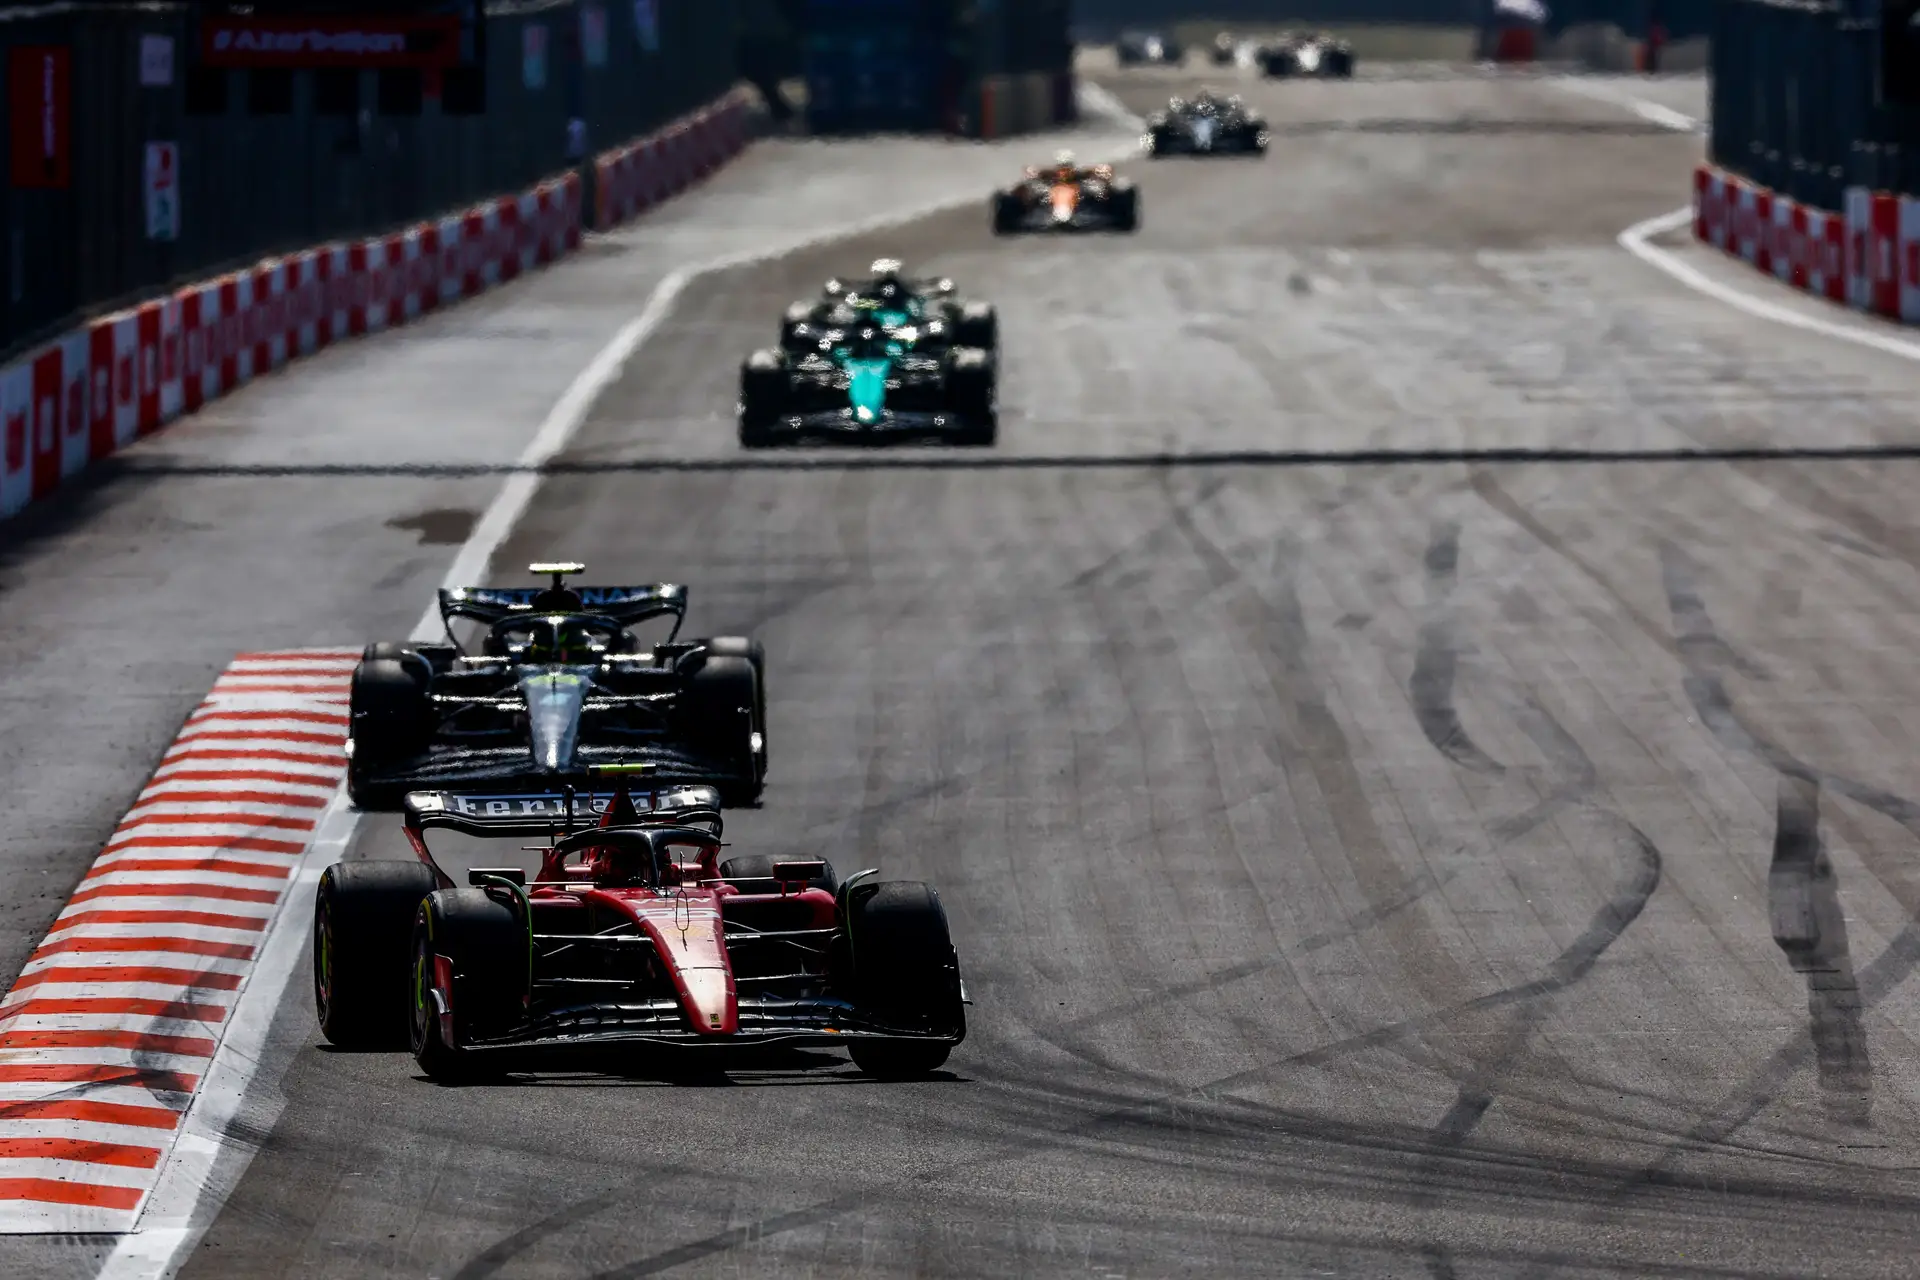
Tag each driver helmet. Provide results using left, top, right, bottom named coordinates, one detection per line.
left=525, top=616, right=603, bottom=664
left=866, top=258, right=906, bottom=304
left=1054, top=149, right=1077, bottom=173
left=845, top=324, right=889, bottom=358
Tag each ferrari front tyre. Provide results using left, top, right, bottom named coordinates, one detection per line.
left=844, top=880, right=965, bottom=1078
left=409, top=889, right=525, bottom=1081
left=314, top=860, right=439, bottom=1048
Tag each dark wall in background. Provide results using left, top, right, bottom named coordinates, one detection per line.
left=1069, top=0, right=1711, bottom=39
left=0, top=0, right=738, bottom=360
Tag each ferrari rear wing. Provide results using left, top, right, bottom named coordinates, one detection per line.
left=404, top=785, right=724, bottom=837
left=437, top=583, right=687, bottom=629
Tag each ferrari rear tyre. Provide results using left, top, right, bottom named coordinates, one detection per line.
left=409, top=889, right=524, bottom=1081
left=845, top=879, right=965, bottom=1067
left=314, top=860, right=438, bottom=1049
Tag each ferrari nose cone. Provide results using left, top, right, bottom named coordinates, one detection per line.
left=520, top=669, right=589, bottom=773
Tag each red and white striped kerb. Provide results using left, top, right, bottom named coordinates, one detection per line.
left=0, top=649, right=353, bottom=1232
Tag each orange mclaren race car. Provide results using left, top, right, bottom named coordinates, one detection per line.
left=991, top=151, right=1140, bottom=234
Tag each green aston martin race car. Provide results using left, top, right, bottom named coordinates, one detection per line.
left=739, top=318, right=995, bottom=448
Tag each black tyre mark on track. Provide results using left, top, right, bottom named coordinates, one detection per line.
left=102, top=440, right=1920, bottom=479
left=1769, top=773, right=1873, bottom=1127
left=1412, top=521, right=1504, bottom=775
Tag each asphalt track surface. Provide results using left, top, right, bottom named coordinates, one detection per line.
left=13, top=62, right=1920, bottom=1279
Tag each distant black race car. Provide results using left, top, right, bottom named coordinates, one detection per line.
left=1116, top=30, right=1184, bottom=66
left=1145, top=93, right=1269, bottom=157
left=347, top=565, right=766, bottom=809
left=780, top=259, right=997, bottom=358
left=1263, top=32, right=1355, bottom=78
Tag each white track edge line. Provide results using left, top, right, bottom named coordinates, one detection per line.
left=101, top=98, right=1145, bottom=1279
left=1620, top=206, right=1920, bottom=362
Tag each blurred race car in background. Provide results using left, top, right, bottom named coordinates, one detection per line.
left=1116, top=29, right=1184, bottom=65
left=1145, top=91, right=1269, bottom=156
left=1263, top=31, right=1356, bottom=78
left=1209, top=31, right=1256, bottom=65
left=780, top=259, right=997, bottom=358
left=992, top=152, right=1140, bottom=233
left=740, top=317, right=996, bottom=447
left=347, top=565, right=766, bottom=809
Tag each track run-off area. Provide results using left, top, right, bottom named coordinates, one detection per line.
left=7, top=54, right=1920, bottom=1279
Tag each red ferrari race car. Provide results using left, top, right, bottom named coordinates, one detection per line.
left=312, top=769, right=967, bottom=1080
left=992, top=151, right=1140, bottom=234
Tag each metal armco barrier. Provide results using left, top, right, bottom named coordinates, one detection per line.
left=0, top=90, right=754, bottom=525
left=0, top=0, right=737, bottom=362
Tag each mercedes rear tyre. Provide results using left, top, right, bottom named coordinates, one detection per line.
left=409, top=889, right=525, bottom=1081
left=682, top=654, right=763, bottom=804
left=703, top=636, right=768, bottom=762
left=314, top=860, right=439, bottom=1049
left=347, top=652, right=431, bottom=809
left=844, top=880, right=965, bottom=1078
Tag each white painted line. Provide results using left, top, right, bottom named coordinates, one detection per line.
left=104, top=106, right=1149, bottom=1279
left=1620, top=206, right=1920, bottom=363
left=1549, top=77, right=1703, bottom=134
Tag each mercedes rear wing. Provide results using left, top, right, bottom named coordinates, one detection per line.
left=437, top=583, right=687, bottom=630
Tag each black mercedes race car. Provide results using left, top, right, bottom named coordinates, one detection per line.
left=991, top=153, right=1139, bottom=233
left=347, top=565, right=766, bottom=809
left=780, top=259, right=997, bottom=358
left=1116, top=30, right=1183, bottom=66
left=312, top=772, right=968, bottom=1080
left=1145, top=92, right=1269, bottom=157
left=1262, top=31, right=1355, bottom=78
left=740, top=319, right=995, bottom=447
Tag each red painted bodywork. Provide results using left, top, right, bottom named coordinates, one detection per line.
left=407, top=812, right=836, bottom=1039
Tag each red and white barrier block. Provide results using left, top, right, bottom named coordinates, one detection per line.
left=0, top=650, right=353, bottom=1232
left=1693, top=161, right=1920, bottom=320
left=0, top=90, right=755, bottom=528
left=594, top=89, right=752, bottom=231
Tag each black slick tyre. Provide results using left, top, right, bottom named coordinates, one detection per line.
left=991, top=194, right=1022, bottom=236
left=945, top=348, right=996, bottom=446
left=703, top=636, right=769, bottom=763
left=682, top=655, right=763, bottom=804
left=844, top=880, right=964, bottom=1078
left=1112, top=185, right=1141, bottom=233
left=409, top=889, right=525, bottom=1081
left=738, top=350, right=786, bottom=448
left=314, top=860, right=439, bottom=1048
left=953, top=301, right=997, bottom=352
left=347, top=652, right=431, bottom=810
